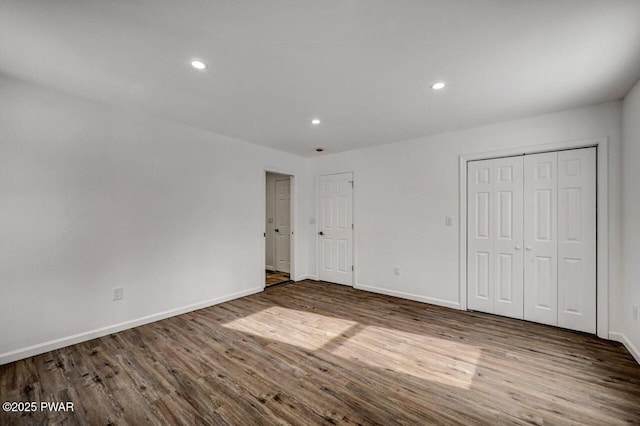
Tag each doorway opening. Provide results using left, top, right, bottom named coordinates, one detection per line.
left=265, top=172, right=293, bottom=288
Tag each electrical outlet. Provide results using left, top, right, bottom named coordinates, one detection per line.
left=113, top=287, right=124, bottom=301
left=309, top=218, right=316, bottom=224
left=394, top=266, right=400, bottom=276
left=633, top=305, right=638, bottom=322
left=445, top=216, right=454, bottom=227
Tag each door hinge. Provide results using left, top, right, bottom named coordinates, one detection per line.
left=351, top=265, right=354, bottom=271
left=349, top=180, right=353, bottom=187
left=351, top=223, right=354, bottom=229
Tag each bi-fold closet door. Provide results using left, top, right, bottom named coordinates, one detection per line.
left=467, top=148, right=596, bottom=333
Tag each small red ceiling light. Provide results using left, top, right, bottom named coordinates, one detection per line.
left=315, top=148, right=324, bottom=152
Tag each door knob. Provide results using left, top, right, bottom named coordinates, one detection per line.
left=318, top=231, right=324, bottom=236
left=275, top=228, right=279, bottom=233
left=515, top=245, right=521, bottom=251
left=526, top=246, right=532, bottom=251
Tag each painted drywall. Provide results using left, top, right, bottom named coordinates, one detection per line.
left=0, top=71, right=629, bottom=365
left=265, top=172, right=290, bottom=270
left=621, top=79, right=640, bottom=361
left=0, top=75, right=307, bottom=364
left=306, top=101, right=624, bottom=332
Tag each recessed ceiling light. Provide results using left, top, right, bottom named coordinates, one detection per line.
left=430, top=82, right=446, bottom=90
left=190, top=60, right=207, bottom=70
left=311, top=119, right=321, bottom=125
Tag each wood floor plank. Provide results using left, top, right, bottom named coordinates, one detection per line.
left=1, top=280, right=639, bottom=425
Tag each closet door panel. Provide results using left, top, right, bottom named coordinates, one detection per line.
left=557, top=148, right=596, bottom=333
left=467, top=160, right=495, bottom=313
left=524, top=152, right=558, bottom=326
left=493, top=156, right=524, bottom=319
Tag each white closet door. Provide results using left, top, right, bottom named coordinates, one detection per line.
left=557, top=148, right=596, bottom=333
left=468, top=157, right=524, bottom=317
left=493, top=157, right=524, bottom=319
left=524, top=152, right=558, bottom=326
left=467, top=160, right=495, bottom=313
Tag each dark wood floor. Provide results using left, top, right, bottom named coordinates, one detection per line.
left=265, top=270, right=290, bottom=287
left=1, top=281, right=639, bottom=425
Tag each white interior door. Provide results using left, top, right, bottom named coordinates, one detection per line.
left=557, top=148, right=596, bottom=333
left=274, top=178, right=290, bottom=273
left=524, top=152, right=558, bottom=326
left=493, top=156, right=524, bottom=319
left=467, top=160, right=495, bottom=313
left=318, top=173, right=353, bottom=286
left=467, top=157, right=524, bottom=317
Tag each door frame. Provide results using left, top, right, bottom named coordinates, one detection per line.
left=316, top=172, right=355, bottom=286
left=264, top=168, right=296, bottom=286
left=458, top=137, right=609, bottom=338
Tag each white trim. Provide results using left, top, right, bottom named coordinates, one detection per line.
left=459, top=155, right=468, bottom=311
left=314, top=174, right=320, bottom=280
left=352, top=171, right=358, bottom=287
left=355, top=284, right=461, bottom=310
left=459, top=137, right=609, bottom=338
left=295, top=274, right=318, bottom=281
left=0, top=287, right=263, bottom=366
left=595, top=141, right=609, bottom=339
left=609, top=332, right=640, bottom=365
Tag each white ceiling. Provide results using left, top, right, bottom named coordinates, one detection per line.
left=1, top=1, right=640, bottom=156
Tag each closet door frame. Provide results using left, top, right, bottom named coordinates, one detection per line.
left=458, top=137, right=609, bottom=339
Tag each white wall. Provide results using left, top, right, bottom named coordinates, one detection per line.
left=0, top=75, right=307, bottom=364
left=306, top=101, right=624, bottom=331
left=621, top=79, right=640, bottom=362
left=0, top=71, right=630, bottom=365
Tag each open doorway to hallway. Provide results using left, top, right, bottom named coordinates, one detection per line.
left=265, top=172, right=292, bottom=287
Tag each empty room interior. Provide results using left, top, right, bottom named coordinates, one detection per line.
left=2, top=1, right=640, bottom=424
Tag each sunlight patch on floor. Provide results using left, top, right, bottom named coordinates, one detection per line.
left=222, top=306, right=358, bottom=351
left=224, top=306, right=481, bottom=389
left=328, top=325, right=482, bottom=389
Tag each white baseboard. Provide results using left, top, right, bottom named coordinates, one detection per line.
left=354, top=284, right=461, bottom=310
left=609, top=332, right=640, bottom=365
left=0, top=286, right=263, bottom=366
left=294, top=274, right=318, bottom=281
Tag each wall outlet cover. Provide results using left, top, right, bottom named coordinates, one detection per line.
left=113, top=287, right=124, bottom=301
